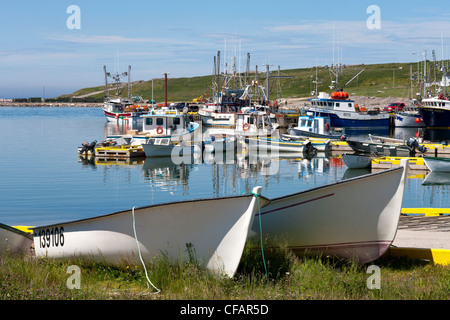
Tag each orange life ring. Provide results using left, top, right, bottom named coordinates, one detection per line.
left=156, top=126, right=163, bottom=134
left=325, top=123, right=330, bottom=132
left=243, top=123, right=250, bottom=131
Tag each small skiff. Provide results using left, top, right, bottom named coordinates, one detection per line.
left=423, top=156, right=450, bottom=172
left=0, top=223, right=33, bottom=255
left=32, top=186, right=267, bottom=277
left=249, top=160, right=408, bottom=264
left=342, top=153, right=374, bottom=169
left=246, top=137, right=331, bottom=153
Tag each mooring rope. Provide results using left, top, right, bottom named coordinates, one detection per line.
left=250, top=191, right=268, bottom=280
left=132, top=206, right=161, bottom=294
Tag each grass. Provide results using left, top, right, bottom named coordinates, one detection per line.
left=1, top=243, right=449, bottom=301
left=61, top=60, right=450, bottom=103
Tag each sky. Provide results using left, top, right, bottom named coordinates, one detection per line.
left=0, top=0, right=449, bottom=99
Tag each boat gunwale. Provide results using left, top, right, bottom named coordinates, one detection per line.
left=265, top=165, right=404, bottom=204
left=0, top=222, right=33, bottom=239
left=32, top=192, right=270, bottom=230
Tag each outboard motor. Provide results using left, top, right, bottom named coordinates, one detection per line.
left=340, top=134, right=347, bottom=141
left=406, top=137, right=427, bottom=154
left=79, top=140, right=97, bottom=154
left=303, top=139, right=317, bottom=155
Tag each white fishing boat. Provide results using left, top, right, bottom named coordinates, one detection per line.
left=142, top=138, right=201, bottom=158
left=248, top=160, right=408, bottom=264
left=394, top=106, right=425, bottom=128
left=103, top=97, right=151, bottom=123
left=0, top=223, right=33, bottom=255
left=32, top=186, right=266, bottom=277
left=288, top=112, right=344, bottom=140
left=203, top=135, right=238, bottom=154
left=234, top=111, right=279, bottom=136
left=423, top=156, right=450, bottom=172
left=342, top=153, right=374, bottom=169
left=245, top=137, right=331, bottom=153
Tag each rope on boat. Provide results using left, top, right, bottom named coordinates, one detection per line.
left=132, top=206, right=161, bottom=295
left=250, top=191, right=268, bottom=280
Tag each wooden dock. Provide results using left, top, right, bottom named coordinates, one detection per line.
left=95, top=145, right=145, bottom=158
left=371, top=156, right=428, bottom=170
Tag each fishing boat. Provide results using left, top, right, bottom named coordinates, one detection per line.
left=245, top=136, right=331, bottom=153
left=106, top=109, right=200, bottom=147
left=394, top=106, right=425, bottom=128
left=342, top=153, right=374, bottom=169
left=142, top=138, right=201, bottom=158
left=32, top=186, right=266, bottom=278
left=248, top=160, right=409, bottom=264
left=103, top=97, right=151, bottom=123
left=307, top=91, right=390, bottom=128
left=203, top=135, right=239, bottom=154
left=346, top=135, right=426, bottom=157
left=234, top=111, right=279, bottom=136
left=0, top=223, right=33, bottom=255
left=139, top=110, right=201, bottom=157
left=423, top=156, right=450, bottom=172
left=287, top=112, right=344, bottom=140
left=419, top=94, right=450, bottom=128
left=198, top=88, right=246, bottom=127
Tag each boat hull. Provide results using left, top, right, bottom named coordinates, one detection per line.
left=342, top=153, right=373, bottom=169
left=423, top=156, right=450, bottom=172
left=394, top=113, right=425, bottom=127
left=289, top=128, right=343, bottom=140
left=249, top=163, right=408, bottom=264
left=246, top=137, right=331, bottom=153
left=0, top=223, right=33, bottom=255
left=346, top=140, right=414, bottom=157
left=33, top=188, right=264, bottom=277
left=312, top=110, right=390, bottom=128
left=419, top=107, right=450, bottom=129
left=142, top=143, right=200, bottom=157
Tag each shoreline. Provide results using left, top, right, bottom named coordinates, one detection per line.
left=0, top=95, right=408, bottom=109
left=0, top=102, right=103, bottom=107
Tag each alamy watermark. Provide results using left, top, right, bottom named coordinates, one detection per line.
left=66, top=265, right=81, bottom=289
left=366, top=265, right=381, bottom=289
left=66, top=5, right=81, bottom=30
left=366, top=5, right=381, bottom=30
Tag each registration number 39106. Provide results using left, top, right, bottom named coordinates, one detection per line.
left=37, top=227, right=65, bottom=248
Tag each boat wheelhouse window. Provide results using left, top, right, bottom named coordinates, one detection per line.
left=145, top=118, right=153, bottom=125
left=174, top=117, right=181, bottom=125
left=336, top=103, right=340, bottom=107
left=307, top=119, right=313, bottom=127
left=328, top=102, right=333, bottom=107
left=348, top=103, right=352, bottom=108
left=300, top=119, right=307, bottom=126
left=156, top=118, right=164, bottom=126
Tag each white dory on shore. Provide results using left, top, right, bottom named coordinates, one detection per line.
left=32, top=186, right=265, bottom=278
left=249, top=160, right=409, bottom=264
left=0, top=223, right=33, bottom=255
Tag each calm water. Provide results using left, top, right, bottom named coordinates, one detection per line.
left=0, top=107, right=449, bottom=227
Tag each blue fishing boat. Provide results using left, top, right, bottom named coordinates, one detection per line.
left=306, top=91, right=390, bottom=128
left=419, top=94, right=450, bottom=129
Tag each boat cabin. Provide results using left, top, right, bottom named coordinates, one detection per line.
left=308, top=92, right=374, bottom=114
left=296, top=113, right=331, bottom=135
left=235, top=112, right=278, bottom=135
left=141, top=110, right=193, bottom=136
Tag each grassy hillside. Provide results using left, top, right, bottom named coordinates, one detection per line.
left=62, top=61, right=442, bottom=103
